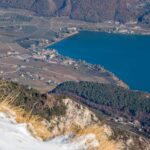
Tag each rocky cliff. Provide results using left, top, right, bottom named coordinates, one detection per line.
left=0, top=0, right=150, bottom=26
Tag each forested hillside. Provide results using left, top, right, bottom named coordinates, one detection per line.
left=52, top=81, right=150, bottom=135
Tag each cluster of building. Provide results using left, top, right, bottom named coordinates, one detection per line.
left=32, top=49, right=77, bottom=66
left=32, top=49, right=60, bottom=63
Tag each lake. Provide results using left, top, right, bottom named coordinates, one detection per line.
left=48, top=31, right=150, bottom=92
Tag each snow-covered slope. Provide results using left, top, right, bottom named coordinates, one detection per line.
left=0, top=113, right=98, bottom=150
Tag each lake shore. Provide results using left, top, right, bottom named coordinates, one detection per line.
left=48, top=31, right=79, bottom=47
left=47, top=26, right=150, bottom=50
left=48, top=31, right=150, bottom=92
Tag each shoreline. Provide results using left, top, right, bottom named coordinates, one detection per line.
left=47, top=31, right=79, bottom=47
left=44, top=30, right=138, bottom=90
left=37, top=30, right=150, bottom=92
left=80, top=29, right=150, bottom=36
left=43, top=48, right=129, bottom=90
left=45, top=24, right=150, bottom=51
left=46, top=28, right=150, bottom=51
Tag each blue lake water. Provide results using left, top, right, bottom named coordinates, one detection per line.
left=48, top=31, right=150, bottom=92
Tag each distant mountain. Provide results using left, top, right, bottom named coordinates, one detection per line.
left=0, top=0, right=150, bottom=26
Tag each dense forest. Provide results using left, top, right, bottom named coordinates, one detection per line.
left=52, top=81, right=150, bottom=134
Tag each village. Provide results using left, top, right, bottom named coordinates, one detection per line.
left=32, top=48, right=77, bottom=66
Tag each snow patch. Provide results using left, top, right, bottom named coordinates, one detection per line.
left=0, top=113, right=98, bottom=150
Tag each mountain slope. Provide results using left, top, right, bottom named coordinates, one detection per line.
left=0, top=79, right=150, bottom=149
left=0, top=0, right=150, bottom=25
left=52, top=81, right=150, bottom=137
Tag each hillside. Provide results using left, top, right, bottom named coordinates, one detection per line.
left=0, top=79, right=150, bottom=149
left=52, top=81, right=150, bottom=137
left=0, top=0, right=150, bottom=26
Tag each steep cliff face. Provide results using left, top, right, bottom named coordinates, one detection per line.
left=0, top=0, right=150, bottom=25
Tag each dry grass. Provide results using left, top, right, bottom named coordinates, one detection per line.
left=0, top=94, right=124, bottom=149
left=76, top=124, right=124, bottom=150
left=0, top=86, right=122, bottom=147
left=0, top=87, right=52, bottom=140
left=0, top=81, right=125, bottom=149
